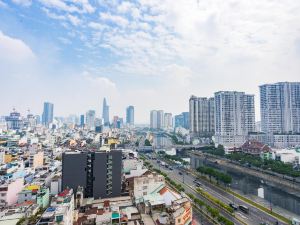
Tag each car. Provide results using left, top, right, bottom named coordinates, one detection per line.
left=196, top=183, right=201, bottom=187
left=229, top=203, right=238, bottom=210
left=178, top=171, right=183, bottom=175
left=193, top=179, right=198, bottom=183
left=169, top=167, right=173, bottom=170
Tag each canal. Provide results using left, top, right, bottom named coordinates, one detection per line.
left=201, top=159, right=300, bottom=216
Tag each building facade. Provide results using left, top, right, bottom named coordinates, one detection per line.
left=150, top=110, right=164, bottom=130
left=126, top=106, right=134, bottom=126
left=260, top=82, right=300, bottom=134
left=62, top=150, right=122, bottom=199
left=214, top=91, right=255, bottom=147
left=189, top=96, right=215, bottom=137
left=85, top=110, right=96, bottom=130
left=42, top=102, right=54, bottom=127
left=164, top=113, right=173, bottom=130
left=102, top=98, right=110, bottom=126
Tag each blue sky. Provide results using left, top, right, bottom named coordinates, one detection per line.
left=0, top=0, right=300, bottom=123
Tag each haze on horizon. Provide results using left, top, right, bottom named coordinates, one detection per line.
left=0, top=0, right=300, bottom=123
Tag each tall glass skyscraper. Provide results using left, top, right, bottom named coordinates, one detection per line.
left=42, top=102, right=54, bottom=127
left=126, top=105, right=134, bottom=126
left=260, top=82, right=300, bottom=134
left=102, top=98, right=110, bottom=126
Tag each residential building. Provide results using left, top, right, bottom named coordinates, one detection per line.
left=214, top=91, right=255, bottom=147
left=42, top=102, right=54, bottom=127
left=260, top=82, right=300, bottom=134
left=29, top=150, right=44, bottom=169
left=133, top=173, right=165, bottom=201
left=164, top=113, right=173, bottom=130
left=37, top=189, right=74, bottom=225
left=150, top=110, right=164, bottom=130
left=189, top=96, right=215, bottom=137
left=62, top=150, right=122, bottom=199
left=85, top=110, right=96, bottom=130
left=126, top=105, right=134, bottom=126
left=0, top=178, right=24, bottom=206
left=102, top=98, right=110, bottom=126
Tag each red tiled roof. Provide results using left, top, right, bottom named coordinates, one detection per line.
left=58, top=189, right=70, bottom=197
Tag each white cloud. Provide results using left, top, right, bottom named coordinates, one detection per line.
left=0, top=31, right=35, bottom=62
left=39, top=0, right=95, bottom=14
left=12, top=0, right=32, bottom=7
left=82, top=71, right=116, bottom=89
left=88, top=22, right=105, bottom=30
left=67, top=14, right=81, bottom=26
left=100, top=12, right=129, bottom=27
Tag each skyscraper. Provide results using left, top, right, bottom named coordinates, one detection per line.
left=150, top=110, right=164, bottom=129
left=214, top=91, right=255, bottom=147
left=260, top=82, right=300, bottom=134
left=85, top=110, right=96, bottom=130
left=189, top=96, right=215, bottom=137
left=126, top=105, right=134, bottom=126
left=42, top=102, right=54, bottom=127
left=102, top=98, right=110, bottom=126
left=80, top=115, right=85, bottom=127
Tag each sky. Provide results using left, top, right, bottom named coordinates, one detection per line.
left=0, top=0, right=300, bottom=123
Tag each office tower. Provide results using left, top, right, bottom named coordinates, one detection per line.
left=62, top=150, right=122, bottom=198
left=182, top=112, right=189, bottom=129
left=5, top=109, right=22, bottom=130
left=150, top=110, right=164, bottom=130
left=164, top=113, right=173, bottom=130
left=126, top=106, right=134, bottom=126
left=42, top=102, right=54, bottom=127
left=175, top=114, right=184, bottom=128
left=189, top=96, right=215, bottom=137
left=174, top=112, right=189, bottom=129
left=102, top=98, right=110, bottom=126
left=214, top=91, right=255, bottom=147
left=85, top=110, right=96, bottom=130
left=260, top=82, right=300, bottom=134
left=80, top=115, right=85, bottom=127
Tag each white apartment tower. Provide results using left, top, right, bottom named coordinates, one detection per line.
left=260, top=82, right=300, bottom=134
left=214, top=91, right=255, bottom=147
left=150, top=110, right=164, bottom=129
left=164, top=113, right=173, bottom=130
left=189, top=96, right=215, bottom=137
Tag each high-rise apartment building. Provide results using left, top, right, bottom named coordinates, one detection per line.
left=164, top=113, right=173, bottom=130
left=214, top=91, right=255, bottom=147
left=85, top=110, right=96, bottom=130
left=260, top=82, right=300, bottom=134
left=126, top=106, right=134, bottom=126
left=102, top=98, right=110, bottom=126
left=42, top=102, right=54, bottom=127
left=150, top=110, right=164, bottom=130
left=189, top=96, right=215, bottom=137
left=62, top=150, right=122, bottom=199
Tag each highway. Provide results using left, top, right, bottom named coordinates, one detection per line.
left=146, top=157, right=245, bottom=225
left=145, top=155, right=288, bottom=225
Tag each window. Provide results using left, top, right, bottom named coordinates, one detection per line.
left=143, top=186, right=147, bottom=190
left=143, top=192, right=147, bottom=196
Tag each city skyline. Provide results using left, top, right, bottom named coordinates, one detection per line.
left=1, top=1, right=300, bottom=123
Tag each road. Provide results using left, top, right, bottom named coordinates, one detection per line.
left=146, top=155, right=288, bottom=225
left=146, top=157, right=244, bottom=225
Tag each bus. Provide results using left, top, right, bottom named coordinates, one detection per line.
left=239, top=205, right=249, bottom=214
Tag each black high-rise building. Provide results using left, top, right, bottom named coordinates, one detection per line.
left=62, top=150, right=122, bottom=199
